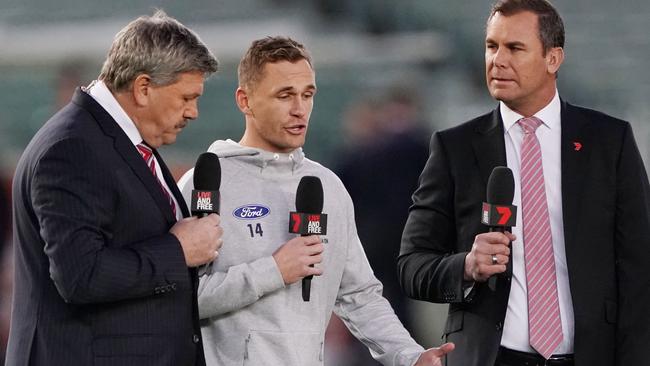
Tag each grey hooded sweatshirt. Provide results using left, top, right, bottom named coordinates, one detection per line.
left=178, top=140, right=424, bottom=366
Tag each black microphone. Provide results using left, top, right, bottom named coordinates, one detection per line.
left=191, top=152, right=221, bottom=275
left=289, top=176, right=328, bottom=302
left=481, top=166, right=517, bottom=291
left=191, top=152, right=221, bottom=217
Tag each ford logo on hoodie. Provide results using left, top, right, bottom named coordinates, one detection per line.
left=232, top=204, right=271, bottom=220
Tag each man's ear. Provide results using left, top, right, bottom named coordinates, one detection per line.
left=546, top=47, right=564, bottom=75
left=132, top=74, right=152, bottom=107
left=235, top=87, right=253, bottom=116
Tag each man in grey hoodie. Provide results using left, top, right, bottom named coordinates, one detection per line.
left=178, top=36, right=454, bottom=366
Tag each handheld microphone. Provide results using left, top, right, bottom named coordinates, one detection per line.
left=482, top=166, right=517, bottom=291
left=191, top=152, right=221, bottom=217
left=191, top=152, right=221, bottom=275
left=289, top=176, right=327, bottom=301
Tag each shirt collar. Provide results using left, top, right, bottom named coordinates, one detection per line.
left=86, top=80, right=143, bottom=146
left=500, top=90, right=561, bottom=133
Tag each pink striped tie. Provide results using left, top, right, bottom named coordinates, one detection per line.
left=137, top=143, right=177, bottom=218
left=518, top=117, right=563, bottom=359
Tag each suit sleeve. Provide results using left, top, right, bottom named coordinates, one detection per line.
left=398, top=132, right=469, bottom=304
left=613, top=123, right=650, bottom=364
left=334, top=189, right=424, bottom=366
left=177, top=169, right=286, bottom=319
left=32, top=138, right=188, bottom=304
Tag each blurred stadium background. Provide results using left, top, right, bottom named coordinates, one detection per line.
left=0, top=0, right=649, bottom=364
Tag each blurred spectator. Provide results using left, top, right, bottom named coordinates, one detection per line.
left=54, top=61, right=87, bottom=109
left=327, top=86, right=431, bottom=364
left=340, top=95, right=384, bottom=148
left=28, top=60, right=90, bottom=135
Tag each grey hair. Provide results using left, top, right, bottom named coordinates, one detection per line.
left=99, top=10, right=218, bottom=92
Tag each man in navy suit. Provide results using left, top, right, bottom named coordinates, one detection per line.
left=398, top=1, right=650, bottom=365
left=7, top=11, right=222, bottom=366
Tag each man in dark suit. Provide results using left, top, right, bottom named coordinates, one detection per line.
left=7, top=11, right=222, bottom=366
left=398, top=1, right=650, bottom=366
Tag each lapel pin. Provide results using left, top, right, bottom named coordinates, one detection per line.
left=573, top=142, right=582, bottom=151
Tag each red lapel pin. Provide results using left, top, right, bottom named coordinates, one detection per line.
left=573, top=142, right=582, bottom=151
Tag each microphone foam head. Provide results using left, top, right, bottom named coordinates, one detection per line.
left=296, top=176, right=323, bottom=213
left=194, top=152, right=221, bottom=190
left=486, top=166, right=514, bottom=204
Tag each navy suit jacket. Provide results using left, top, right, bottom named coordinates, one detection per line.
left=6, top=89, right=206, bottom=366
left=398, top=101, right=650, bottom=366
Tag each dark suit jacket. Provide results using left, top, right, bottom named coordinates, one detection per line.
left=6, top=89, right=206, bottom=366
left=398, top=101, right=650, bottom=366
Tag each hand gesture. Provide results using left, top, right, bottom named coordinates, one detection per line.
left=414, top=343, right=455, bottom=366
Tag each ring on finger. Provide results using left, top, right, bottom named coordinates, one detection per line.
left=491, top=254, right=498, bottom=265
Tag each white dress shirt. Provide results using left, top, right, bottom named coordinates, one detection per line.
left=500, top=91, right=575, bottom=354
left=86, top=80, right=181, bottom=220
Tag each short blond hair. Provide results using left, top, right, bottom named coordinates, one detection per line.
left=238, top=36, right=312, bottom=89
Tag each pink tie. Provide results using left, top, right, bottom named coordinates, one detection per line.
left=137, top=143, right=177, bottom=218
left=518, top=117, right=563, bottom=359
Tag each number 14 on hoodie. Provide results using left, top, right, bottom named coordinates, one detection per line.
left=247, top=223, right=264, bottom=237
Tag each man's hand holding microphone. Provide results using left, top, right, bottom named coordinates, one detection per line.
left=172, top=152, right=224, bottom=267
left=465, top=166, right=517, bottom=289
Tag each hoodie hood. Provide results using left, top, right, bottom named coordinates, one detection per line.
left=207, top=139, right=305, bottom=172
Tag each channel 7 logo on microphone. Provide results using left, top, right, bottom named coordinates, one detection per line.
left=481, top=202, right=516, bottom=227
left=289, top=212, right=328, bottom=235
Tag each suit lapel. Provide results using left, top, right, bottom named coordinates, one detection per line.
left=72, top=89, right=177, bottom=224
left=471, top=108, right=508, bottom=186
left=560, top=100, right=591, bottom=251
